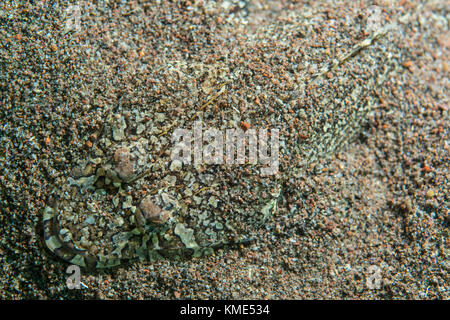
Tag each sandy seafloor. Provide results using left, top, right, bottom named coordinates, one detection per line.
left=0, top=0, right=448, bottom=299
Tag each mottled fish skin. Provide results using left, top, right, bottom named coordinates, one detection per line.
left=42, top=4, right=401, bottom=269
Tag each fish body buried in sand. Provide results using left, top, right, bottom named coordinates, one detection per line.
left=43, top=6, right=401, bottom=270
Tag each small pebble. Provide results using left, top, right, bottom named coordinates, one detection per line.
left=426, top=189, right=435, bottom=199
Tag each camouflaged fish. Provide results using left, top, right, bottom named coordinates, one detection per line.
left=43, top=6, right=400, bottom=270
